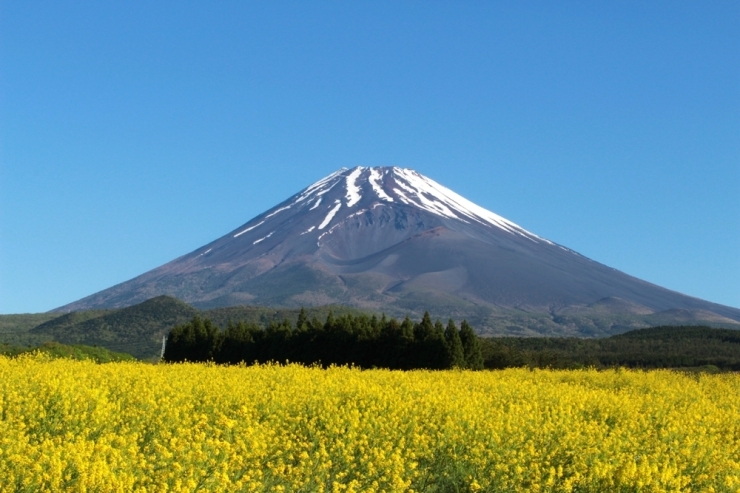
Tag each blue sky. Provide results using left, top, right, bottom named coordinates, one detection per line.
left=1, top=1, right=738, bottom=313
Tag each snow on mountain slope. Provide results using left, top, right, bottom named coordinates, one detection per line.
left=221, top=166, right=550, bottom=248
left=55, top=166, right=740, bottom=334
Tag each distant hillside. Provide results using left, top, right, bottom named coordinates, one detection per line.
left=3, top=296, right=739, bottom=361
left=205, top=304, right=372, bottom=330
left=28, top=309, right=115, bottom=336
left=29, top=296, right=197, bottom=359
left=481, top=326, right=740, bottom=371
left=0, top=313, right=59, bottom=332
left=5, top=297, right=373, bottom=359
left=56, top=167, right=740, bottom=333
left=1, top=341, right=135, bottom=363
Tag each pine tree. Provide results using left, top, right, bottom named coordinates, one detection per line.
left=297, top=307, right=308, bottom=331
left=370, top=314, right=379, bottom=333
left=400, top=316, right=414, bottom=341
left=433, top=320, right=446, bottom=339
left=324, top=310, right=336, bottom=331
left=444, top=319, right=465, bottom=368
left=459, top=320, right=484, bottom=370
left=432, top=319, right=451, bottom=369
left=414, top=311, right=435, bottom=341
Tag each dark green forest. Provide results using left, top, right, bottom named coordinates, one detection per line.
left=481, top=325, right=740, bottom=371
left=164, top=310, right=484, bottom=370
left=4, top=296, right=739, bottom=370
left=166, top=312, right=740, bottom=372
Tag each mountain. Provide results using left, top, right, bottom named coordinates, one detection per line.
left=55, top=166, right=740, bottom=336
left=21, top=296, right=370, bottom=358
left=34, top=296, right=197, bottom=358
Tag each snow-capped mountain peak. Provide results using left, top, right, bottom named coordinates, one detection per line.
left=232, top=166, right=550, bottom=244
left=57, top=165, right=740, bottom=333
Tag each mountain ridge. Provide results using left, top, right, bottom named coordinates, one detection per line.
left=54, top=166, right=740, bottom=333
left=20, top=295, right=740, bottom=359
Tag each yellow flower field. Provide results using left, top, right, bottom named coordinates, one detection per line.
left=1, top=355, right=739, bottom=492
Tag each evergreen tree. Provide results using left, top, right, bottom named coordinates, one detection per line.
left=410, top=313, right=448, bottom=369
left=444, top=319, right=465, bottom=368
left=433, top=320, right=446, bottom=338
left=379, top=317, right=405, bottom=369
left=297, top=307, right=308, bottom=331
left=324, top=310, right=336, bottom=331
left=264, top=319, right=292, bottom=362
left=219, top=321, right=259, bottom=364
left=400, top=316, right=415, bottom=341
left=432, top=319, right=451, bottom=370
left=460, top=320, right=483, bottom=370
left=414, top=311, right=435, bottom=341
left=164, top=315, right=220, bottom=362
left=166, top=311, right=485, bottom=371
left=164, top=321, right=192, bottom=362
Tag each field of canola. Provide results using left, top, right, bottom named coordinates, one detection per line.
left=1, top=355, right=739, bottom=492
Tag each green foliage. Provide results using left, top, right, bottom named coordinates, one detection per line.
left=460, top=320, right=484, bottom=370
left=0, top=341, right=135, bottom=362
left=166, top=316, right=221, bottom=362
left=7, top=294, right=739, bottom=368
left=0, top=313, right=59, bottom=333
left=444, top=319, right=465, bottom=368
left=28, top=296, right=197, bottom=359
left=480, top=326, right=740, bottom=371
left=164, top=310, right=482, bottom=371
left=4, top=300, right=368, bottom=359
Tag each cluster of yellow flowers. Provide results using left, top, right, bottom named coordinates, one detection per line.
left=1, top=354, right=739, bottom=492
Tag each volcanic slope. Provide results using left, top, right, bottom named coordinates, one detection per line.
left=57, top=167, right=740, bottom=336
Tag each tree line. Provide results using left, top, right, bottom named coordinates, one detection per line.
left=164, top=309, right=484, bottom=370
left=480, top=325, right=740, bottom=371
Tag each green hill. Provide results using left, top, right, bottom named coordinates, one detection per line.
left=0, top=313, right=59, bottom=332
left=29, top=296, right=197, bottom=359
left=1, top=341, right=135, bottom=363
left=481, top=325, right=740, bottom=371
left=3, top=295, right=739, bottom=364
left=204, top=304, right=369, bottom=329
left=3, top=297, right=368, bottom=359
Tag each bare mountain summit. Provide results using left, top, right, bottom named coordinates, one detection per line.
left=57, top=167, right=740, bottom=336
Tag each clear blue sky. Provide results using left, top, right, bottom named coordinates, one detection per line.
left=1, top=1, right=738, bottom=313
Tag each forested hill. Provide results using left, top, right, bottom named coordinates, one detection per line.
left=481, top=326, right=740, bottom=371
left=1, top=341, right=135, bottom=363
left=5, top=296, right=367, bottom=359
left=164, top=311, right=740, bottom=372
left=3, top=295, right=740, bottom=368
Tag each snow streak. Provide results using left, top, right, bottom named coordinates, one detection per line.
left=391, top=168, right=549, bottom=243
left=265, top=205, right=291, bottom=219
left=294, top=169, right=346, bottom=204
left=253, top=231, right=274, bottom=245
left=345, top=166, right=364, bottom=207
left=234, top=221, right=264, bottom=238
left=319, top=200, right=342, bottom=230
left=369, top=168, right=394, bottom=202
left=233, top=166, right=550, bottom=245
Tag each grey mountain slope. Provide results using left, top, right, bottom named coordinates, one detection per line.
left=56, top=166, right=740, bottom=335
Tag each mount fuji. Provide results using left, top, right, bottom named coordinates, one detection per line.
left=57, top=167, right=740, bottom=336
